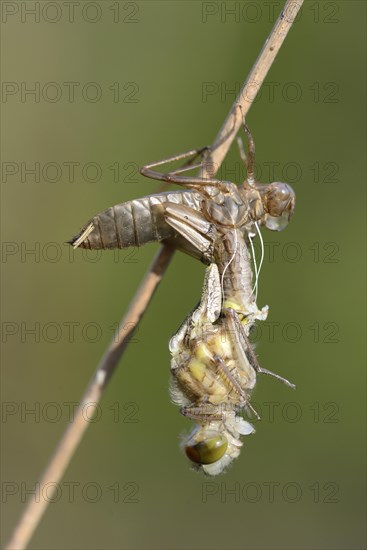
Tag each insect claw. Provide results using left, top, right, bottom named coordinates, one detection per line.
left=245, top=402, right=261, bottom=420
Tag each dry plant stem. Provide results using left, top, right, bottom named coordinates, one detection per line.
left=201, top=0, right=304, bottom=178
left=6, top=1, right=303, bottom=548
left=6, top=245, right=175, bottom=550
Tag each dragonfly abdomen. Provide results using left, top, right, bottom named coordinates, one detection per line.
left=69, top=190, right=203, bottom=250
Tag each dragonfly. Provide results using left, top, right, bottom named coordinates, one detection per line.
left=69, top=119, right=296, bottom=474
left=169, top=256, right=295, bottom=476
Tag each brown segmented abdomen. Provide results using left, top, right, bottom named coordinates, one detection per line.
left=214, top=229, right=254, bottom=312
left=68, top=190, right=204, bottom=254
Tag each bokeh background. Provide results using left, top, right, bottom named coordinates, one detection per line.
left=1, top=1, right=366, bottom=548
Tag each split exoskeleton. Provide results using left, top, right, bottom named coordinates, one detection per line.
left=69, top=120, right=296, bottom=475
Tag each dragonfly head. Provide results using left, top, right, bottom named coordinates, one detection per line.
left=184, top=429, right=228, bottom=465
left=182, top=416, right=255, bottom=475
left=259, top=182, right=296, bottom=231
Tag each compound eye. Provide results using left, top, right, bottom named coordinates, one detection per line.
left=185, top=432, right=228, bottom=465
left=261, top=182, right=295, bottom=231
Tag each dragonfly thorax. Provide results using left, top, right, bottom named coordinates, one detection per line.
left=201, top=191, right=250, bottom=229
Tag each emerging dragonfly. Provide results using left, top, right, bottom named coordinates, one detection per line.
left=170, top=257, right=295, bottom=476
left=69, top=118, right=296, bottom=474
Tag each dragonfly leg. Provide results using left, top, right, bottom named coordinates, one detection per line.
left=180, top=404, right=224, bottom=422
left=253, top=366, right=296, bottom=389
left=237, top=106, right=256, bottom=184
left=167, top=147, right=211, bottom=174
left=236, top=136, right=248, bottom=167
left=212, top=354, right=246, bottom=401
left=141, top=147, right=208, bottom=174
left=224, top=308, right=296, bottom=389
left=212, top=354, right=261, bottom=420
left=243, top=123, right=256, bottom=184
left=147, top=148, right=212, bottom=192
left=140, top=147, right=229, bottom=189
left=180, top=402, right=248, bottom=424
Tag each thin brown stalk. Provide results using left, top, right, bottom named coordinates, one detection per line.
left=202, top=0, right=304, bottom=178
left=6, top=1, right=304, bottom=548
left=6, top=245, right=175, bottom=550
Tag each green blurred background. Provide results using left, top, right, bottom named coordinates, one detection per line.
left=1, top=1, right=366, bottom=548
